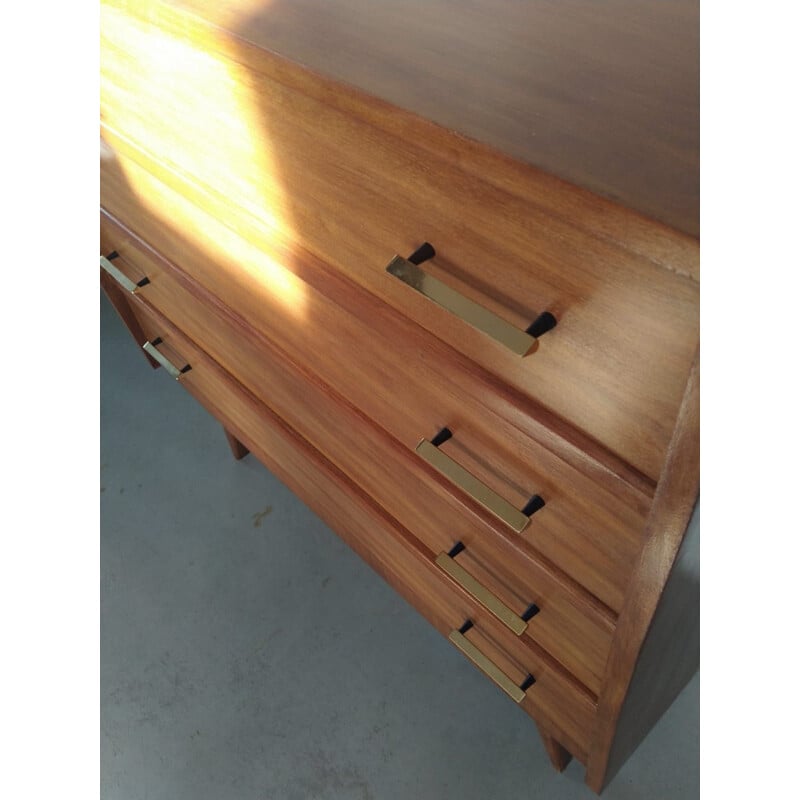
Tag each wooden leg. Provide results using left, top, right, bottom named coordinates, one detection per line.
left=101, top=270, right=160, bottom=369
left=223, top=427, right=250, bottom=460
left=536, top=722, right=572, bottom=772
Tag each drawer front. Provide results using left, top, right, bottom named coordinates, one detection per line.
left=101, top=210, right=616, bottom=696
left=100, top=149, right=649, bottom=616
left=119, top=295, right=597, bottom=760
left=100, top=0, right=699, bottom=483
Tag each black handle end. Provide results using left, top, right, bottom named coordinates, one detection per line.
left=526, top=311, right=558, bottom=339
left=521, top=602, right=540, bottom=622
left=430, top=427, right=453, bottom=447
left=408, top=242, right=436, bottom=265
left=447, top=540, right=466, bottom=559
left=521, top=494, right=546, bottom=517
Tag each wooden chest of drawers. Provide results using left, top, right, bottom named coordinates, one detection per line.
left=100, top=0, right=699, bottom=792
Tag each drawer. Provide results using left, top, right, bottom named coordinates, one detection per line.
left=100, top=0, right=699, bottom=483
left=119, top=295, right=598, bottom=761
left=100, top=148, right=649, bottom=616
left=101, top=210, right=616, bottom=696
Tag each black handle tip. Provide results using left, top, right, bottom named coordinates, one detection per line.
left=408, top=242, right=436, bottom=265
left=447, top=540, right=466, bottom=559
left=521, top=602, right=540, bottom=622
left=521, top=494, right=546, bottom=517
left=430, top=426, right=453, bottom=447
left=526, top=311, right=558, bottom=339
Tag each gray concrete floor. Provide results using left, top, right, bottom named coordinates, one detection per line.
left=101, top=294, right=699, bottom=799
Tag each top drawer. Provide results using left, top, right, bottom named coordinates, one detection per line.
left=100, top=0, right=700, bottom=484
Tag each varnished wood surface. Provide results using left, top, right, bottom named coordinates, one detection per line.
left=154, top=0, right=698, bottom=235
left=602, top=500, right=698, bottom=788
left=99, top=164, right=650, bottom=617
left=100, top=127, right=661, bottom=508
left=586, top=353, right=700, bottom=792
left=100, top=1, right=701, bottom=787
left=101, top=208, right=618, bottom=695
left=119, top=293, right=598, bottom=760
left=100, top=8, right=700, bottom=481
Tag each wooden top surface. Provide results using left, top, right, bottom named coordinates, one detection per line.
left=169, top=0, right=699, bottom=237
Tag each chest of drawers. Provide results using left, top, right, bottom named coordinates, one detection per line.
left=100, top=0, right=699, bottom=791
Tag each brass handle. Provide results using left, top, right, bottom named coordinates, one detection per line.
left=436, top=546, right=532, bottom=635
left=386, top=245, right=556, bottom=357
left=100, top=252, right=150, bottom=294
left=142, top=338, right=191, bottom=380
left=448, top=622, right=533, bottom=703
left=416, top=430, right=544, bottom=533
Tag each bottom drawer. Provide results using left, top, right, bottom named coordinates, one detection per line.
left=117, top=291, right=597, bottom=762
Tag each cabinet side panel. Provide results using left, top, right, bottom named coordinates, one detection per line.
left=602, top=501, right=699, bottom=787
left=586, top=352, right=699, bottom=791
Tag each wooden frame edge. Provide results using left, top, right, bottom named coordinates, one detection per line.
left=586, top=349, right=700, bottom=792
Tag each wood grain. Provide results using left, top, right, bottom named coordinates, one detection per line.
left=119, top=0, right=699, bottom=237
left=601, top=501, right=699, bottom=788
left=586, top=352, right=699, bottom=792
left=101, top=208, right=617, bottom=696
left=100, top=1, right=701, bottom=787
left=100, top=125, right=662, bottom=507
left=118, top=292, right=598, bottom=761
left=98, top=186, right=647, bottom=617
left=100, top=5, right=699, bottom=482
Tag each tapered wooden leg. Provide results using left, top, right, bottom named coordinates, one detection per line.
left=223, top=427, right=250, bottom=460
left=536, top=722, right=572, bottom=772
left=101, top=269, right=160, bottom=369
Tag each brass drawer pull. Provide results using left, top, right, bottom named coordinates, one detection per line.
left=100, top=251, right=150, bottom=294
left=142, top=338, right=192, bottom=380
left=386, top=243, right=556, bottom=357
left=436, top=542, right=538, bottom=635
left=449, top=620, right=535, bottom=703
left=416, top=427, right=545, bottom=533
